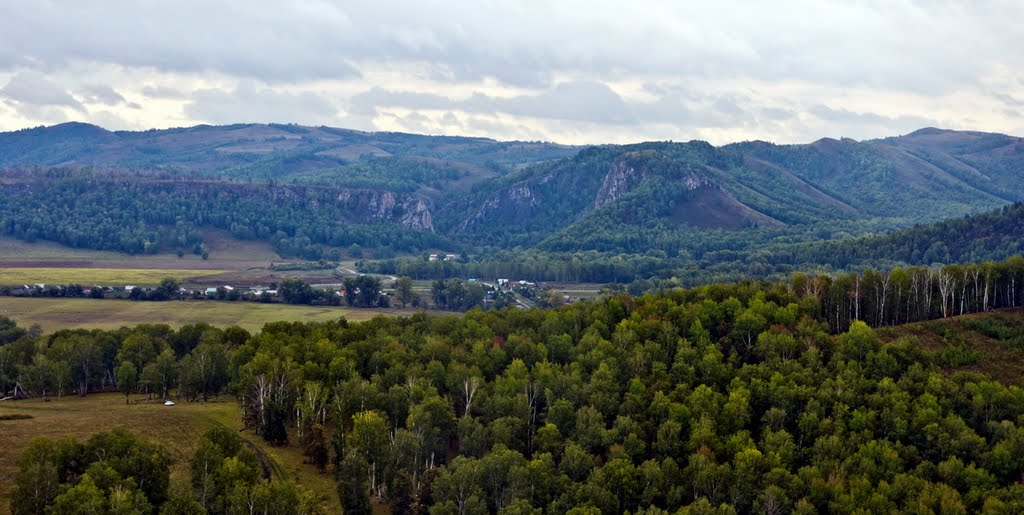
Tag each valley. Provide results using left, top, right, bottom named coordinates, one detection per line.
left=2, top=124, right=1022, bottom=291
left=3, top=122, right=1024, bottom=515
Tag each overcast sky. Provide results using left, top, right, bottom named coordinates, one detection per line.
left=0, top=0, right=1021, bottom=145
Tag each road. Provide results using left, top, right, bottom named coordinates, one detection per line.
left=482, top=281, right=534, bottom=309
left=331, top=266, right=397, bottom=286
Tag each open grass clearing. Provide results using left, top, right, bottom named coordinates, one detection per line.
left=0, top=393, right=340, bottom=515
left=877, top=308, right=1024, bottom=384
left=0, top=297, right=417, bottom=333
left=0, top=230, right=282, bottom=270
left=0, top=267, right=228, bottom=286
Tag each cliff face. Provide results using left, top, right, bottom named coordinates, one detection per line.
left=593, top=153, right=715, bottom=209
left=335, top=189, right=434, bottom=231
left=455, top=181, right=542, bottom=232
left=592, top=158, right=645, bottom=209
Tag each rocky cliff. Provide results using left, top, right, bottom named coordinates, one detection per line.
left=335, top=189, right=434, bottom=231
left=593, top=152, right=716, bottom=209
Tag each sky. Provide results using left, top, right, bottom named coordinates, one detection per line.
left=0, top=0, right=1022, bottom=145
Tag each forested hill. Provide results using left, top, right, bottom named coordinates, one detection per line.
left=1, top=123, right=1023, bottom=270
left=447, top=128, right=1024, bottom=252
left=0, top=122, right=576, bottom=195
left=781, top=202, right=1024, bottom=269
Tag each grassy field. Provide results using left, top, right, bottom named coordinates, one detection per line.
left=0, top=393, right=340, bottom=515
left=0, top=267, right=230, bottom=286
left=0, top=230, right=280, bottom=264
left=0, top=297, right=414, bottom=333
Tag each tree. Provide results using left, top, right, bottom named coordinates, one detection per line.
left=116, top=361, right=138, bottom=404
left=280, top=278, right=315, bottom=305
left=351, top=410, right=390, bottom=498
left=10, top=437, right=61, bottom=515
left=407, top=395, right=455, bottom=469
left=117, top=333, right=162, bottom=375
left=48, top=475, right=106, bottom=515
left=337, top=452, right=372, bottom=515
left=431, top=456, right=487, bottom=515
left=182, top=341, right=229, bottom=401
left=395, top=277, right=416, bottom=308
left=152, top=349, right=178, bottom=399
left=303, top=423, right=329, bottom=472
left=343, top=275, right=384, bottom=308
left=155, top=277, right=180, bottom=301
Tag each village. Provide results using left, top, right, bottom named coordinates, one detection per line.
left=0, top=275, right=570, bottom=311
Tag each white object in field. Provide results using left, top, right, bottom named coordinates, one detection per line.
left=164, top=400, right=175, bottom=406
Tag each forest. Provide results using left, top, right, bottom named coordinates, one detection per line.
left=0, top=169, right=448, bottom=259
left=7, top=253, right=1024, bottom=513
left=360, top=203, right=1024, bottom=288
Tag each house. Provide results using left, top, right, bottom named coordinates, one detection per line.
left=445, top=254, right=458, bottom=261
left=125, top=285, right=137, bottom=291
left=428, top=254, right=439, bottom=261
left=497, top=278, right=509, bottom=287
left=205, top=287, right=218, bottom=296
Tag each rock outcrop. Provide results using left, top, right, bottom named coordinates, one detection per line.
left=335, top=189, right=434, bottom=231
left=593, top=153, right=714, bottom=209
left=455, top=182, right=541, bottom=232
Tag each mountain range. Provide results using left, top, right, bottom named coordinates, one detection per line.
left=1, top=122, right=1022, bottom=278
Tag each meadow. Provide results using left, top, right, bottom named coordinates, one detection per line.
left=0, top=297, right=411, bottom=333
left=0, top=393, right=340, bottom=515
left=0, top=267, right=228, bottom=286
left=0, top=230, right=280, bottom=264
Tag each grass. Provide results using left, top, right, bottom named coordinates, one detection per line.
left=877, top=308, right=1024, bottom=384
left=0, top=393, right=340, bottom=515
left=0, top=297, right=414, bottom=333
left=0, top=230, right=280, bottom=264
left=0, top=236, right=139, bottom=261
left=0, top=267, right=228, bottom=286
left=0, top=413, right=33, bottom=420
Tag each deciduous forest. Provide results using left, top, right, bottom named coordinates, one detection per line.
left=7, top=254, right=1024, bottom=513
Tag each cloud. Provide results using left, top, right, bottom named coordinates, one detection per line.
left=0, top=2, right=1023, bottom=143
left=1, top=2, right=360, bottom=82
left=141, top=85, right=189, bottom=99
left=2, top=1, right=1022, bottom=92
left=183, top=82, right=341, bottom=125
left=809, top=104, right=938, bottom=133
left=88, top=110, right=142, bottom=131
left=78, top=84, right=126, bottom=105
left=351, top=81, right=765, bottom=130
left=351, top=81, right=634, bottom=124
left=0, top=71, right=84, bottom=111
left=349, top=88, right=455, bottom=116
left=493, top=81, right=635, bottom=124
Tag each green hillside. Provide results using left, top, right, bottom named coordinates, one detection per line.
left=1, top=123, right=1023, bottom=283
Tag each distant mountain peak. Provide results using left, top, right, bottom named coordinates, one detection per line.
left=49, top=121, right=112, bottom=135
left=906, top=127, right=946, bottom=137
